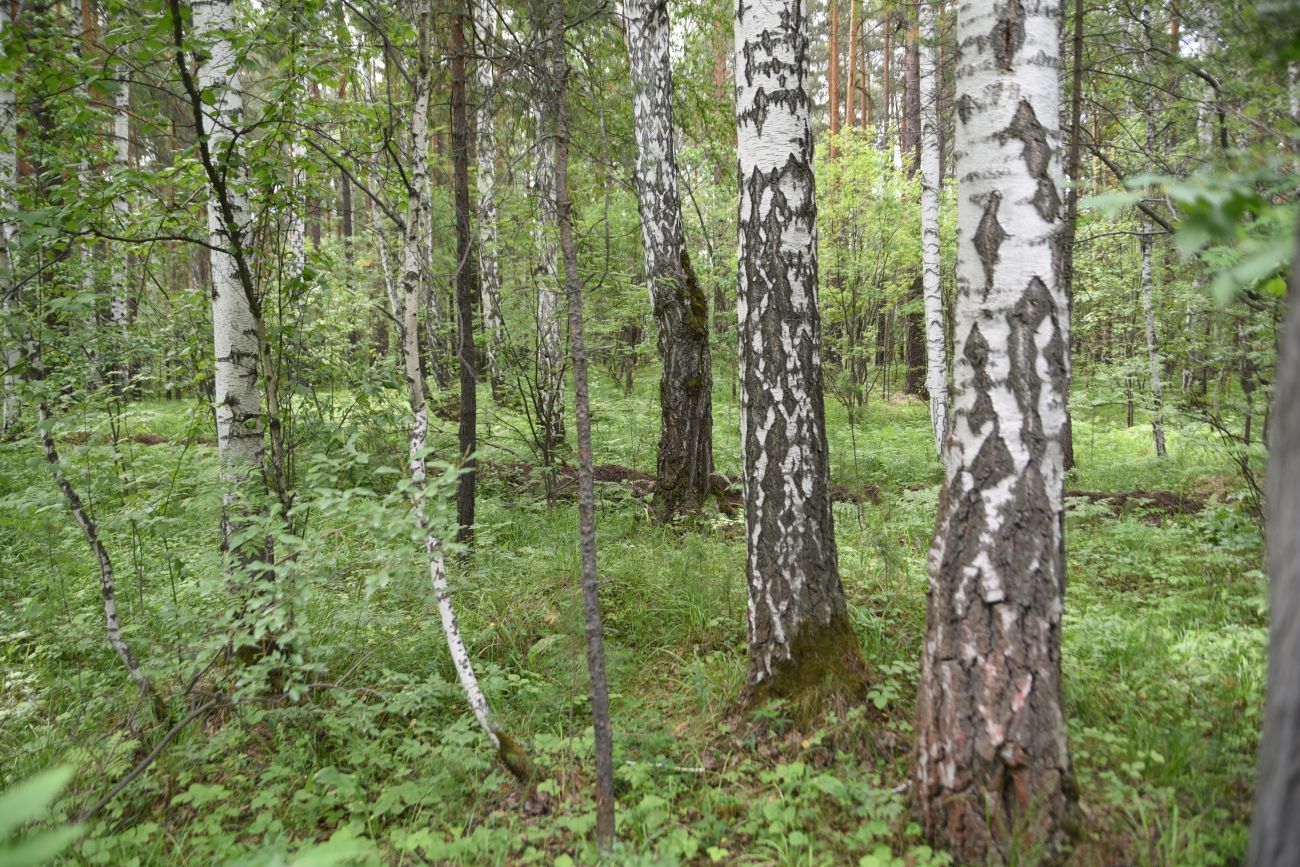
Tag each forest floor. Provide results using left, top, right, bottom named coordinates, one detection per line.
left=0, top=365, right=1268, bottom=866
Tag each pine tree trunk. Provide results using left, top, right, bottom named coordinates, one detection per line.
left=915, top=1, right=1075, bottom=859
left=532, top=103, right=566, bottom=456
left=473, top=0, right=506, bottom=399
left=1248, top=233, right=1300, bottom=866
left=734, top=0, right=867, bottom=713
left=451, top=2, right=478, bottom=543
left=551, top=2, right=615, bottom=841
left=623, top=0, right=714, bottom=522
left=189, top=0, right=267, bottom=550
left=846, top=0, right=858, bottom=128
left=398, top=1, right=528, bottom=782
left=919, top=0, right=948, bottom=455
left=829, top=0, right=841, bottom=151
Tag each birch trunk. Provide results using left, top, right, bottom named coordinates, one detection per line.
left=914, top=1, right=1075, bottom=859
left=0, top=1, right=20, bottom=435
left=1140, top=227, right=1166, bottom=457
left=190, top=0, right=266, bottom=548
left=109, top=75, right=131, bottom=331
left=399, top=2, right=528, bottom=781
left=734, top=0, right=867, bottom=712
left=622, top=0, right=714, bottom=521
left=919, top=0, right=948, bottom=455
left=473, top=0, right=506, bottom=398
left=551, top=1, right=616, bottom=841
left=1248, top=234, right=1300, bottom=866
left=532, top=103, right=565, bottom=455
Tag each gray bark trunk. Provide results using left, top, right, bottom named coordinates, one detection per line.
left=0, top=2, right=19, bottom=435
left=532, top=103, right=565, bottom=455
left=914, top=1, right=1075, bottom=859
left=622, top=0, right=714, bottom=522
left=1248, top=233, right=1300, bottom=865
left=734, top=0, right=866, bottom=709
left=473, top=0, right=506, bottom=398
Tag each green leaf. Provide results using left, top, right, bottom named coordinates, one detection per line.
left=0, top=825, right=82, bottom=867
left=0, top=767, right=75, bottom=840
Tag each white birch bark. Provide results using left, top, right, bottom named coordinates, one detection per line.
left=919, top=0, right=948, bottom=455
left=192, top=0, right=265, bottom=543
left=0, top=1, right=20, bottom=434
left=1140, top=226, right=1166, bottom=457
left=398, top=3, right=521, bottom=774
left=109, top=75, right=131, bottom=329
left=532, top=103, right=565, bottom=451
left=473, top=0, right=506, bottom=391
left=370, top=185, right=399, bottom=324
left=734, top=0, right=863, bottom=698
left=623, top=0, right=714, bottom=519
left=915, top=0, right=1073, bottom=858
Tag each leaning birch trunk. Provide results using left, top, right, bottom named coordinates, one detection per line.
left=0, top=1, right=20, bottom=435
left=914, top=1, right=1075, bottom=860
left=1140, top=223, right=1166, bottom=457
left=38, top=404, right=153, bottom=699
left=399, top=3, right=528, bottom=781
left=623, top=0, right=714, bottom=522
left=473, top=0, right=506, bottom=399
left=190, top=0, right=266, bottom=548
left=918, top=0, right=947, bottom=455
left=734, top=0, right=868, bottom=716
left=1247, top=233, right=1300, bottom=865
left=531, top=103, right=565, bottom=455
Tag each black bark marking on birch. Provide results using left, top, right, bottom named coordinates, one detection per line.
left=957, top=93, right=975, bottom=125
left=973, top=192, right=1006, bottom=296
left=992, top=0, right=1024, bottom=72
left=1000, top=100, right=1061, bottom=222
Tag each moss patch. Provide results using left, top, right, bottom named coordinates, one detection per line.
left=745, top=613, right=873, bottom=728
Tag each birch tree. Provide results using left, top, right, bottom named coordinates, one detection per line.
left=183, top=0, right=267, bottom=549
left=398, top=0, right=529, bottom=781
left=0, top=2, right=19, bottom=436
left=474, top=0, right=506, bottom=398
left=913, top=0, right=1075, bottom=859
left=622, top=0, right=715, bottom=522
left=918, top=0, right=947, bottom=454
left=734, top=0, right=867, bottom=711
left=532, top=102, right=565, bottom=455
left=451, top=0, right=478, bottom=542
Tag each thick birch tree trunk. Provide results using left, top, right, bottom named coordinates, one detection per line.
left=1248, top=234, right=1300, bottom=865
left=190, top=0, right=266, bottom=548
left=919, top=0, right=947, bottom=455
left=551, top=2, right=616, bottom=841
left=473, top=0, right=506, bottom=399
left=399, top=2, right=528, bottom=781
left=914, top=1, right=1075, bottom=859
left=531, top=103, right=565, bottom=456
left=622, top=0, right=715, bottom=522
left=734, top=0, right=867, bottom=714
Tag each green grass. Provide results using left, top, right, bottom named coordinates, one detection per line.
left=0, top=364, right=1266, bottom=865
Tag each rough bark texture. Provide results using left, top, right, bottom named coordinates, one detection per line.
left=1247, top=234, right=1300, bottom=866
left=919, top=0, right=948, bottom=455
left=828, top=0, right=840, bottom=147
left=902, top=11, right=925, bottom=398
left=451, top=4, right=478, bottom=543
left=190, top=0, right=265, bottom=548
left=846, top=0, right=858, bottom=128
left=734, top=0, right=867, bottom=711
left=473, top=0, right=506, bottom=398
left=398, top=3, right=528, bottom=782
left=552, top=3, right=616, bottom=843
left=914, top=1, right=1075, bottom=861
left=1058, top=0, right=1083, bottom=472
left=623, top=0, right=715, bottom=522
left=531, top=103, right=565, bottom=454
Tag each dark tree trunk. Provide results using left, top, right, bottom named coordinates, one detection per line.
left=551, top=0, right=616, bottom=846
left=1057, top=0, right=1085, bottom=472
left=734, top=0, right=867, bottom=715
left=623, top=0, right=715, bottom=522
left=902, top=11, right=924, bottom=397
left=451, top=1, right=478, bottom=543
left=1248, top=236, right=1300, bottom=866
